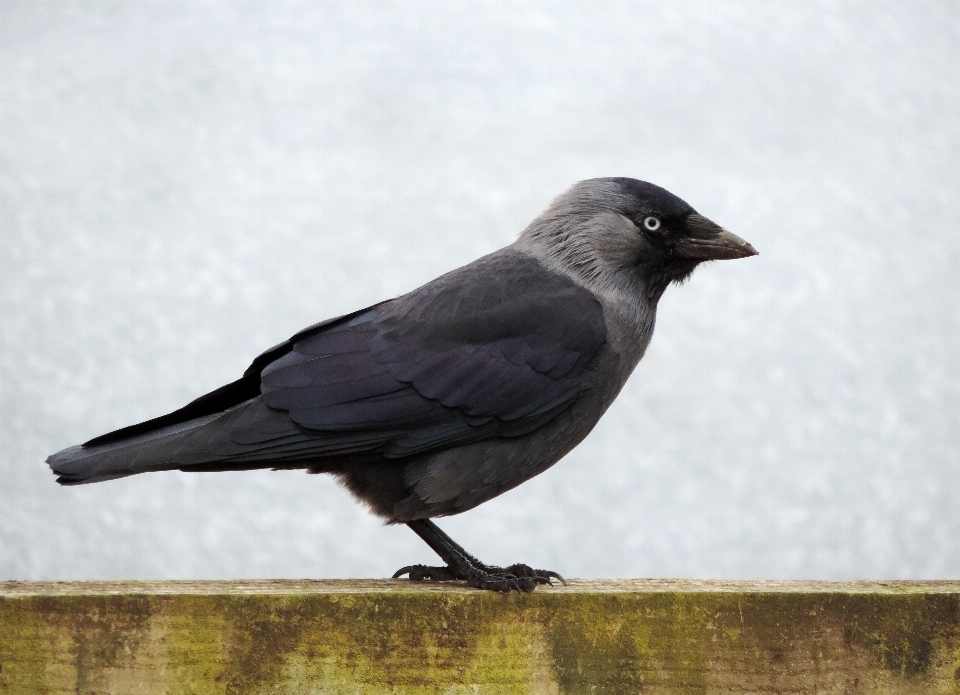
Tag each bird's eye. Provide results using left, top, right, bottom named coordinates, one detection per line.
left=643, top=216, right=661, bottom=232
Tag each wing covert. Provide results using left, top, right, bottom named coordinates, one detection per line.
left=256, top=250, right=607, bottom=458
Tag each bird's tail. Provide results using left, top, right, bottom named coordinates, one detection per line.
left=46, top=414, right=222, bottom=485
left=47, top=397, right=387, bottom=485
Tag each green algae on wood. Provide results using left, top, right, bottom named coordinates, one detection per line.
left=1, top=580, right=959, bottom=694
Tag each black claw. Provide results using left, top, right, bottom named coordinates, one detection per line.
left=538, top=570, right=567, bottom=586
left=500, top=563, right=566, bottom=586
left=392, top=566, right=413, bottom=579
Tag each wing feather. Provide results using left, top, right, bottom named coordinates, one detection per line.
left=249, top=250, right=607, bottom=460
left=91, top=250, right=608, bottom=470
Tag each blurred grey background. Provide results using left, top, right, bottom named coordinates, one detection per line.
left=2, top=0, right=958, bottom=581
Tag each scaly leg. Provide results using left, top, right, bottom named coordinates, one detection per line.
left=393, top=519, right=565, bottom=593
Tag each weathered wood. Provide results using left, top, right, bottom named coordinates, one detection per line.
left=2, top=579, right=959, bottom=694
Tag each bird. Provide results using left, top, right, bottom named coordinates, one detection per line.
left=47, top=177, right=757, bottom=592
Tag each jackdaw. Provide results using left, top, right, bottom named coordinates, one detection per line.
left=47, top=177, right=757, bottom=592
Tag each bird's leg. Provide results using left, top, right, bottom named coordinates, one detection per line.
left=392, top=519, right=565, bottom=593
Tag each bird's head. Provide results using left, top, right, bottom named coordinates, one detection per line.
left=517, top=177, right=757, bottom=301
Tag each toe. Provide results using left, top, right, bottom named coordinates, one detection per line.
left=518, top=577, right=537, bottom=592
left=393, top=565, right=460, bottom=582
left=502, top=564, right=566, bottom=587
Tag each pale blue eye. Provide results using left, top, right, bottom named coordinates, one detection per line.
left=643, top=216, right=661, bottom=231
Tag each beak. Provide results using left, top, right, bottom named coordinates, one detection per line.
left=676, top=213, right=758, bottom=260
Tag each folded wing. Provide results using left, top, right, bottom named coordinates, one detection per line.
left=250, top=250, right=608, bottom=459
left=55, top=250, right=608, bottom=481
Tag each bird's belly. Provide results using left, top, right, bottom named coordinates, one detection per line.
left=377, top=394, right=604, bottom=521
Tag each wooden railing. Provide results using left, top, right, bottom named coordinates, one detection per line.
left=2, top=579, right=959, bottom=693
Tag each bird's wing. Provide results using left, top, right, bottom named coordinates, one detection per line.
left=82, top=249, right=607, bottom=464
left=252, top=249, right=608, bottom=459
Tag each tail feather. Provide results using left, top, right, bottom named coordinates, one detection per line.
left=46, top=397, right=393, bottom=485
left=47, top=414, right=221, bottom=485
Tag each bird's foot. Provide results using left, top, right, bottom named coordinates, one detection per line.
left=393, top=562, right=565, bottom=593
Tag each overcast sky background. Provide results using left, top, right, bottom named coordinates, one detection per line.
left=2, top=1, right=959, bottom=581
